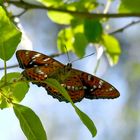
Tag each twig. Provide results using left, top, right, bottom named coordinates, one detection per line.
left=110, top=20, right=140, bottom=34
left=12, top=9, right=27, bottom=18
left=0, top=64, right=19, bottom=70
left=8, top=0, right=140, bottom=18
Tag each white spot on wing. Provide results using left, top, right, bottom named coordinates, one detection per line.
left=32, top=54, right=41, bottom=59
left=109, top=87, right=114, bottom=91
left=93, top=85, right=97, bottom=89
left=61, top=84, right=66, bottom=88
left=33, top=65, right=38, bottom=67
left=90, top=88, right=94, bottom=92
left=25, top=51, right=29, bottom=55
left=75, top=87, right=79, bottom=90
left=44, top=74, right=48, bottom=78
left=35, top=68, right=45, bottom=75
left=99, top=80, right=104, bottom=85
left=29, top=59, right=37, bottom=65
left=71, top=86, right=75, bottom=90
left=83, top=86, right=87, bottom=90
left=98, top=80, right=104, bottom=88
left=88, top=75, right=92, bottom=81
left=29, top=61, right=34, bottom=65
left=43, top=58, right=50, bottom=62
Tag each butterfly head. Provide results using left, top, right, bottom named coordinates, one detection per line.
left=65, top=63, right=72, bottom=70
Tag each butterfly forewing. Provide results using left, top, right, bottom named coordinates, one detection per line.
left=16, top=50, right=63, bottom=69
left=16, top=50, right=120, bottom=103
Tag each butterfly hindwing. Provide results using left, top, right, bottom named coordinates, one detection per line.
left=46, top=75, right=85, bottom=102
left=23, top=66, right=85, bottom=102
left=79, top=72, right=120, bottom=99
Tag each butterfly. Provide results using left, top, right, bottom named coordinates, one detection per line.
left=16, top=50, right=120, bottom=103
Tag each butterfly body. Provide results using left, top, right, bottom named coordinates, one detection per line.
left=16, top=50, right=120, bottom=103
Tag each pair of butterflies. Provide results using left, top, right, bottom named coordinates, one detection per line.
left=16, top=50, right=120, bottom=103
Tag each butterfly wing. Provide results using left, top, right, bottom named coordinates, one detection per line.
left=16, top=50, right=63, bottom=69
left=16, top=50, right=120, bottom=102
left=77, top=70, right=120, bottom=99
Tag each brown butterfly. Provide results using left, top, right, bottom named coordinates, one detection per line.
left=16, top=50, right=120, bottom=103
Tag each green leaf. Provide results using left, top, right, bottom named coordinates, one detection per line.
left=70, top=19, right=87, bottom=57
left=102, top=34, right=121, bottom=65
left=47, top=11, right=74, bottom=25
left=1, top=72, right=23, bottom=83
left=118, top=0, right=140, bottom=13
left=84, top=19, right=103, bottom=43
left=13, top=104, right=47, bottom=140
left=46, top=78, right=97, bottom=137
left=57, top=27, right=87, bottom=57
left=57, top=27, right=74, bottom=52
left=37, top=0, right=63, bottom=7
left=0, top=73, right=29, bottom=109
left=73, top=105, right=97, bottom=137
left=0, top=6, right=22, bottom=61
left=73, top=33, right=88, bottom=57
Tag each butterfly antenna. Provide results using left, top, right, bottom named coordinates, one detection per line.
left=64, top=45, right=71, bottom=63
left=71, top=52, right=95, bottom=63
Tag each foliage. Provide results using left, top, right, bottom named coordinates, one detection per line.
left=37, top=0, right=122, bottom=64
left=0, top=0, right=140, bottom=139
left=0, top=72, right=29, bottom=109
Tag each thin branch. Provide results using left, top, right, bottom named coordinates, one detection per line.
left=8, top=0, right=140, bottom=18
left=12, top=9, right=27, bottom=18
left=110, top=20, right=140, bottom=34
left=0, top=64, right=19, bottom=70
